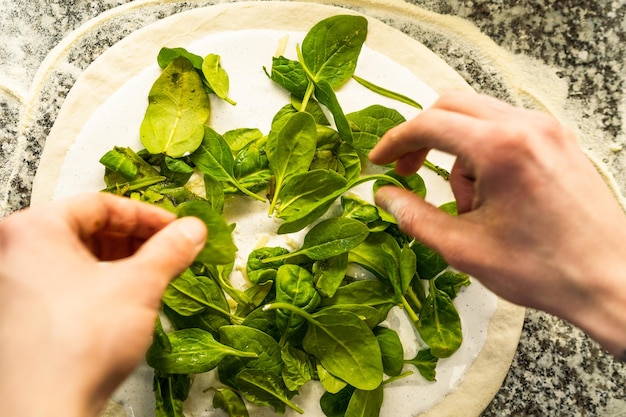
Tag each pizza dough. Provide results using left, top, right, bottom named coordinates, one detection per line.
left=31, top=2, right=525, bottom=416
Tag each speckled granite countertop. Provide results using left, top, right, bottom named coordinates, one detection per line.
left=1, top=0, right=625, bottom=415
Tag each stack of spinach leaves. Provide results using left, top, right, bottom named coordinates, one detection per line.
left=99, top=14, right=471, bottom=417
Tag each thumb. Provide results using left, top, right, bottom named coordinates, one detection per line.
left=375, top=186, right=468, bottom=258
left=122, top=216, right=207, bottom=288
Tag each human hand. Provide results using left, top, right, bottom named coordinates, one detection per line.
left=369, top=91, right=626, bottom=359
left=0, top=193, right=207, bottom=417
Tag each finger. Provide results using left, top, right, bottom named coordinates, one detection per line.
left=432, top=91, right=515, bottom=119
left=368, top=108, right=492, bottom=167
left=59, top=193, right=177, bottom=241
left=374, top=186, right=475, bottom=261
left=116, top=216, right=207, bottom=290
left=449, top=159, right=476, bottom=214
left=394, top=149, right=429, bottom=176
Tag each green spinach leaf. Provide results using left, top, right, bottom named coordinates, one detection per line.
left=301, top=15, right=368, bottom=87
left=345, top=384, right=384, bottom=417
left=235, top=369, right=304, bottom=414
left=266, top=111, right=318, bottom=213
left=177, top=200, right=237, bottom=265
left=146, top=328, right=257, bottom=374
left=202, top=53, right=236, bottom=104
left=404, top=348, right=438, bottom=382
left=140, top=57, right=210, bottom=157
left=417, top=284, right=463, bottom=358
left=212, top=388, right=250, bottom=417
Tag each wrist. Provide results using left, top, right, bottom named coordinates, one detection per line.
left=560, top=252, right=626, bottom=360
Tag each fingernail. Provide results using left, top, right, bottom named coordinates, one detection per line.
left=176, top=217, right=207, bottom=246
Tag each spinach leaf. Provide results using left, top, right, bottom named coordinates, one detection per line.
left=99, top=148, right=138, bottom=180
left=439, top=200, right=458, bottom=215
left=212, top=388, right=250, bottom=417
left=417, top=284, right=463, bottom=358
left=348, top=232, right=404, bottom=300
left=404, top=348, right=438, bottom=382
left=157, top=47, right=203, bottom=70
left=412, top=241, right=448, bottom=280
left=101, top=146, right=161, bottom=188
left=246, top=247, right=289, bottom=284
left=146, top=328, right=257, bottom=374
left=276, top=169, right=348, bottom=234
left=162, top=268, right=230, bottom=317
left=177, top=200, right=237, bottom=265
left=241, top=306, right=280, bottom=342
left=203, top=174, right=225, bottom=213
left=159, top=156, right=194, bottom=185
left=235, top=369, right=304, bottom=414
left=313, top=78, right=354, bottom=143
left=305, top=308, right=383, bottom=391
left=190, top=126, right=265, bottom=201
left=346, top=105, right=406, bottom=157
left=320, top=385, right=356, bottom=417
left=223, top=127, right=263, bottom=154
left=233, top=139, right=270, bottom=191
left=153, top=372, right=190, bottom=417
left=301, top=15, right=368, bottom=88
left=265, top=302, right=384, bottom=390
left=265, top=218, right=370, bottom=263
left=265, top=56, right=308, bottom=98
left=275, top=264, right=321, bottom=339
left=218, top=325, right=284, bottom=388
left=293, top=96, right=331, bottom=124
left=266, top=111, right=318, bottom=213
left=374, top=169, right=426, bottom=199
left=337, top=142, right=362, bottom=182
left=341, top=195, right=388, bottom=230
left=435, top=271, right=471, bottom=299
left=202, top=53, right=236, bottom=105
left=317, top=362, right=348, bottom=393
left=140, top=57, right=210, bottom=157
left=163, top=304, right=230, bottom=339
left=345, top=384, right=384, bottom=417
left=319, top=304, right=382, bottom=330
left=236, top=281, right=274, bottom=317
left=322, top=280, right=396, bottom=309
left=374, top=326, right=404, bottom=377
left=400, top=244, right=418, bottom=295
left=281, top=343, right=314, bottom=391
left=313, top=252, right=348, bottom=298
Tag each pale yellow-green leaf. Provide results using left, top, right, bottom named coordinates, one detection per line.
left=140, top=57, right=210, bottom=157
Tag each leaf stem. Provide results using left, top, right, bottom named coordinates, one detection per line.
left=263, top=302, right=321, bottom=327
left=299, top=81, right=315, bottom=112
left=405, top=286, right=423, bottom=311
left=400, top=296, right=420, bottom=325
left=296, top=44, right=316, bottom=83
left=423, top=160, right=450, bottom=180
left=231, top=180, right=266, bottom=202
left=101, top=175, right=167, bottom=193
left=352, top=75, right=422, bottom=110
left=267, top=177, right=282, bottom=215
left=383, top=371, right=414, bottom=385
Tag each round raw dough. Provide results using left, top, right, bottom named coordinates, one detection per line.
left=31, top=2, right=525, bottom=417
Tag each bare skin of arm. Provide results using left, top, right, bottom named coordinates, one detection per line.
left=0, top=193, right=207, bottom=417
left=369, top=91, right=626, bottom=360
